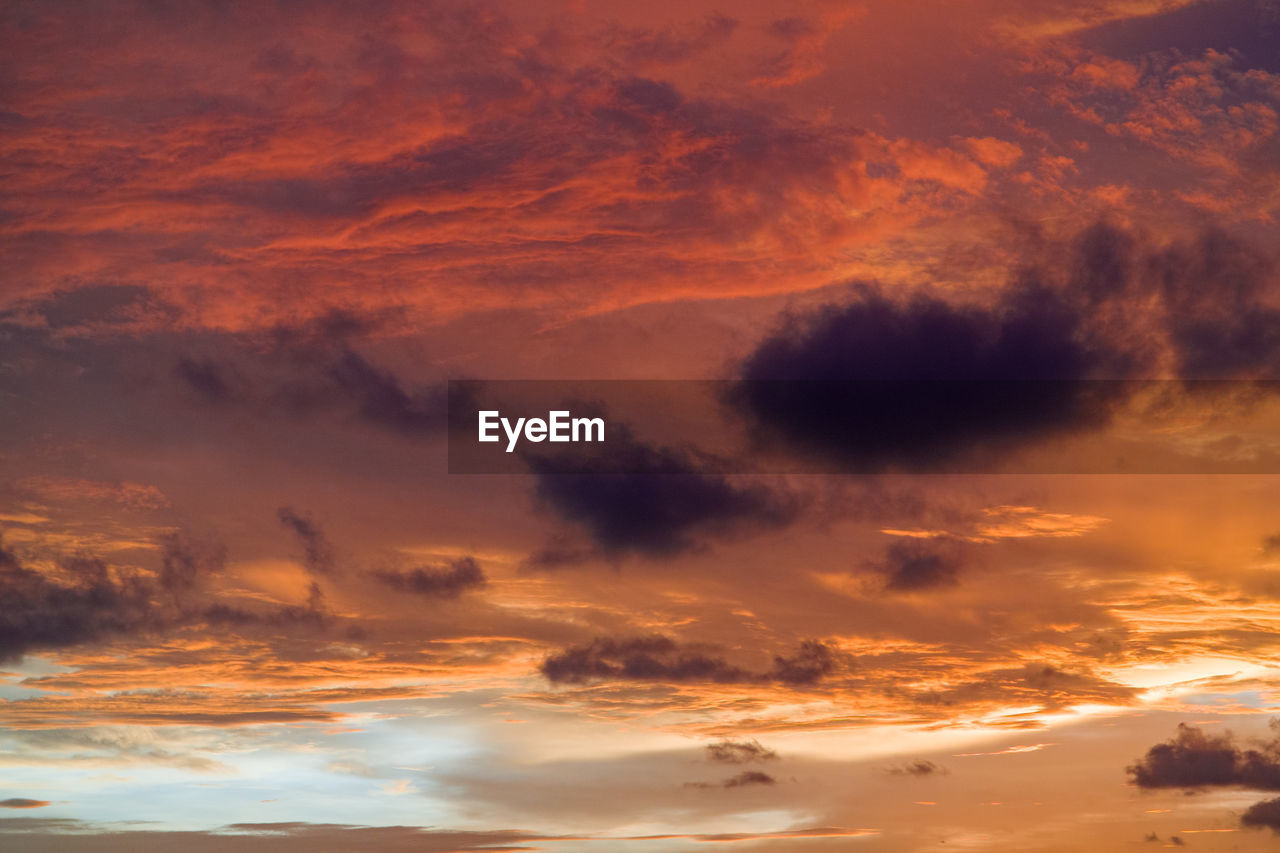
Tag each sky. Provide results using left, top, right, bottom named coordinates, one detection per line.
left=4, top=0, right=1280, bottom=850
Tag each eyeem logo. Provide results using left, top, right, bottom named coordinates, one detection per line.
left=478, top=410, right=605, bottom=453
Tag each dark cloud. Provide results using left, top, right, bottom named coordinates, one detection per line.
left=0, top=548, right=156, bottom=663
left=0, top=534, right=327, bottom=662
left=770, top=639, right=837, bottom=685
left=277, top=507, right=335, bottom=575
left=706, top=739, right=778, bottom=764
left=530, top=429, right=796, bottom=557
left=684, top=770, right=777, bottom=790
left=0, top=800, right=49, bottom=809
left=1243, top=796, right=1280, bottom=832
left=887, top=759, right=947, bottom=777
left=872, top=540, right=964, bottom=591
left=734, top=283, right=1125, bottom=471
left=541, top=635, right=751, bottom=685
left=370, top=557, right=486, bottom=598
left=540, top=635, right=838, bottom=686
left=1127, top=722, right=1280, bottom=790
left=722, top=771, right=776, bottom=788
left=734, top=222, right=1280, bottom=471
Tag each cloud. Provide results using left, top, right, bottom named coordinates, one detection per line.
left=733, top=221, right=1280, bottom=471
left=540, top=635, right=837, bottom=686
left=530, top=428, right=796, bottom=557
left=1127, top=722, right=1280, bottom=789
left=276, top=507, right=336, bottom=575
left=1243, top=796, right=1280, bottom=832
left=1040, top=33, right=1280, bottom=190
left=722, top=770, right=776, bottom=788
left=706, top=739, right=778, bottom=764
left=0, top=819, right=572, bottom=852
left=684, top=770, right=777, bottom=790
left=0, top=799, right=50, bottom=809
left=0, top=0, right=1016, bottom=334
left=0, top=547, right=157, bottom=663
left=914, top=663, right=1135, bottom=712
left=0, top=817, right=878, bottom=849
left=770, top=639, right=837, bottom=685
left=16, top=476, right=169, bottom=511
left=0, top=532, right=326, bottom=662
left=370, top=557, right=486, bottom=598
left=872, top=540, right=965, bottom=591
left=887, top=759, right=947, bottom=777
left=734, top=283, right=1125, bottom=472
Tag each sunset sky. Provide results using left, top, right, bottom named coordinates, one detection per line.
left=5, top=1, right=1280, bottom=850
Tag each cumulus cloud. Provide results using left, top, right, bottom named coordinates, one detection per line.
left=1127, top=722, right=1280, bottom=790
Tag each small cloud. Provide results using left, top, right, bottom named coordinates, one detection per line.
left=887, top=759, right=948, bottom=777
left=0, top=798, right=51, bottom=809
left=370, top=557, right=485, bottom=598
left=540, top=635, right=837, bottom=686
left=723, top=771, right=776, bottom=788
left=706, top=739, right=778, bottom=764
